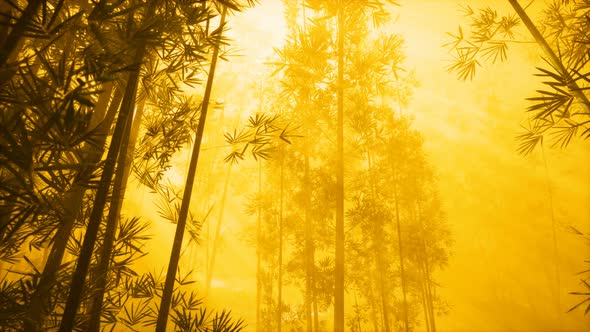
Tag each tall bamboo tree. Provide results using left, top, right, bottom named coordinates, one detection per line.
left=59, top=10, right=151, bottom=330
left=334, top=0, right=345, bottom=329
left=155, top=5, right=229, bottom=331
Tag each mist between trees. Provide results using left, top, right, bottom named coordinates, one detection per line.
left=0, top=1, right=588, bottom=332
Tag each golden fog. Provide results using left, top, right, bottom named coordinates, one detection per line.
left=2, top=0, right=589, bottom=331
left=132, top=1, right=590, bottom=331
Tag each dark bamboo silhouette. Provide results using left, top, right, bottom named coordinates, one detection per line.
left=506, top=0, right=586, bottom=313
left=87, top=97, right=146, bottom=331
left=59, top=14, right=151, bottom=327
left=25, top=84, right=122, bottom=332
left=155, top=7, right=227, bottom=331
left=507, top=0, right=590, bottom=114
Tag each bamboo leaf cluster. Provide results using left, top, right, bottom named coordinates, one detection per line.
left=445, top=1, right=590, bottom=154
left=0, top=0, right=252, bottom=330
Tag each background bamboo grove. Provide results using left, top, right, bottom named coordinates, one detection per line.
left=0, top=0, right=589, bottom=331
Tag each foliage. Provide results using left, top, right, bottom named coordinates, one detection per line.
left=0, top=216, right=148, bottom=330
left=0, top=0, right=250, bottom=330
left=0, top=0, right=105, bottom=264
left=444, top=5, right=520, bottom=80
left=446, top=1, right=590, bottom=321
left=224, top=113, right=300, bottom=164
left=444, top=1, right=590, bottom=153
left=236, top=1, right=451, bottom=331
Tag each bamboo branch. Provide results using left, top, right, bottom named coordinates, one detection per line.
left=508, top=0, right=590, bottom=114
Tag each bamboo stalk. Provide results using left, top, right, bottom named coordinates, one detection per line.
left=334, top=0, right=345, bottom=329
left=87, top=97, right=145, bottom=332
left=155, top=7, right=227, bottom=331
left=256, top=160, right=262, bottom=331
left=59, top=37, right=146, bottom=332
left=507, top=0, right=590, bottom=114
left=393, top=176, right=409, bottom=332
left=277, top=150, right=285, bottom=332
left=24, top=85, right=122, bottom=332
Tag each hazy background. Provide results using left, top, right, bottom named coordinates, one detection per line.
left=123, top=1, right=590, bottom=331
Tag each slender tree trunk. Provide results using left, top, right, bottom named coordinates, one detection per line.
left=304, top=129, right=313, bottom=332
left=424, top=259, right=436, bottom=332
left=368, top=268, right=380, bottom=332
left=376, top=250, right=391, bottom=332
left=300, top=3, right=316, bottom=329
left=268, top=265, right=274, bottom=332
left=334, top=1, right=345, bottom=330
left=298, top=2, right=312, bottom=330
left=313, top=276, right=320, bottom=331
left=277, top=153, right=284, bottom=332
left=507, top=0, right=590, bottom=113
left=256, top=160, right=262, bottom=332
left=367, top=149, right=391, bottom=332
left=420, top=267, right=431, bottom=332
left=87, top=97, right=145, bottom=332
left=416, top=198, right=437, bottom=332
left=393, top=177, right=409, bottom=332
left=415, top=204, right=432, bottom=332
left=206, top=166, right=232, bottom=293
left=24, top=84, right=121, bottom=332
left=59, top=15, right=151, bottom=327
left=366, top=149, right=391, bottom=332
left=155, top=8, right=227, bottom=331
left=206, top=191, right=211, bottom=283
left=421, top=252, right=436, bottom=332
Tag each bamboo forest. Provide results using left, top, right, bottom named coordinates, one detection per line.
left=1, top=0, right=590, bottom=331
